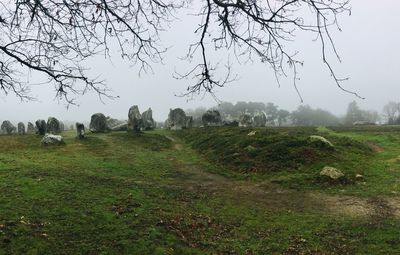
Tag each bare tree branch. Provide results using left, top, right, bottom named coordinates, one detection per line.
left=0, top=0, right=357, bottom=103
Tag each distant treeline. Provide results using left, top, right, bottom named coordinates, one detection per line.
left=186, top=101, right=395, bottom=126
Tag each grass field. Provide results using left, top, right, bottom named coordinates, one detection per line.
left=0, top=126, right=400, bottom=254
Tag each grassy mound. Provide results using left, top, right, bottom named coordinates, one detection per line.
left=177, top=127, right=374, bottom=174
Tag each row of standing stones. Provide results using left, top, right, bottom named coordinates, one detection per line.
left=1, top=108, right=346, bottom=179
left=0, top=118, right=64, bottom=136
left=0, top=106, right=271, bottom=145
left=0, top=117, right=67, bottom=145
left=88, top=106, right=269, bottom=134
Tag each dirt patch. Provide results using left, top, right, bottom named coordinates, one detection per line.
left=164, top=135, right=184, bottom=151
left=365, top=142, right=384, bottom=153
left=170, top=161, right=400, bottom=219
left=309, top=193, right=375, bottom=218
left=174, top=144, right=183, bottom=151
left=384, top=197, right=400, bottom=218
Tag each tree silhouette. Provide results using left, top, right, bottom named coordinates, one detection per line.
left=0, top=0, right=358, bottom=103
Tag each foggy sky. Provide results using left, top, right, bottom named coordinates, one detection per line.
left=1, top=0, right=399, bottom=122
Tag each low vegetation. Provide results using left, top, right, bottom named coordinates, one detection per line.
left=0, top=126, right=400, bottom=254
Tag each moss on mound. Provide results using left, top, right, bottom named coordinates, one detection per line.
left=177, top=127, right=373, bottom=173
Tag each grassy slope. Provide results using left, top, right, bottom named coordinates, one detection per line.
left=0, top=128, right=399, bottom=254
left=177, top=126, right=400, bottom=197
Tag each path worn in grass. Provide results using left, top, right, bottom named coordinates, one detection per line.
left=0, top=128, right=400, bottom=254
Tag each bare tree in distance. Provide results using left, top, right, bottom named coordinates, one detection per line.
left=0, top=0, right=362, bottom=104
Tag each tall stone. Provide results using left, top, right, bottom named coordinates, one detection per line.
left=253, top=112, right=267, bottom=127
left=142, top=108, right=156, bottom=130
left=1, top=121, right=16, bottom=135
left=76, top=122, right=85, bottom=139
left=202, top=110, right=222, bottom=127
left=127, top=105, right=143, bottom=132
left=27, top=122, right=36, bottom=134
left=89, top=113, right=108, bottom=133
left=35, top=120, right=47, bottom=135
left=186, top=116, right=193, bottom=129
left=17, top=122, right=26, bottom=135
left=47, top=117, right=61, bottom=134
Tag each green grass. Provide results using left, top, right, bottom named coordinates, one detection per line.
left=0, top=128, right=400, bottom=254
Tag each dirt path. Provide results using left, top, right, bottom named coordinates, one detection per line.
left=166, top=136, right=400, bottom=219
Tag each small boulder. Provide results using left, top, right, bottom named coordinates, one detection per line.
left=35, top=120, right=47, bottom=135
left=41, top=134, right=64, bottom=145
left=27, top=122, right=36, bottom=134
left=76, top=122, right=85, bottom=139
left=127, top=105, right=143, bottom=132
left=320, top=166, right=344, bottom=180
left=17, top=122, right=26, bottom=135
left=1, top=121, right=16, bottom=135
left=89, top=113, right=108, bottom=133
left=47, top=117, right=61, bottom=134
left=309, top=135, right=334, bottom=148
left=247, top=131, right=257, bottom=136
left=355, top=174, right=365, bottom=180
left=202, top=110, right=222, bottom=127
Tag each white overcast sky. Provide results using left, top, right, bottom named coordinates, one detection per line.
left=1, top=0, right=399, bottom=122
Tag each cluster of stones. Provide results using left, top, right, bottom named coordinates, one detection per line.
left=201, top=110, right=222, bottom=127
left=0, top=117, right=67, bottom=145
left=88, top=105, right=156, bottom=134
left=127, top=106, right=156, bottom=132
left=1, top=117, right=67, bottom=136
left=165, top=108, right=193, bottom=130
left=1, top=106, right=273, bottom=145
left=190, top=110, right=268, bottom=128
left=238, top=112, right=267, bottom=127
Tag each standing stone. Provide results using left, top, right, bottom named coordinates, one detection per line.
left=239, top=114, right=253, bottom=127
left=17, top=122, right=26, bottom=135
left=89, top=113, right=108, bottom=133
left=186, top=116, right=193, bottom=129
left=202, top=110, right=222, bottom=127
left=47, top=117, right=61, bottom=134
left=76, top=122, right=85, bottom=139
left=27, top=122, right=36, bottom=134
left=253, top=112, right=267, bottom=127
left=35, top=120, right=47, bottom=135
left=142, top=108, right=156, bottom=131
left=1, top=121, right=16, bottom=135
left=127, top=105, right=143, bottom=132
left=166, top=108, right=192, bottom=130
